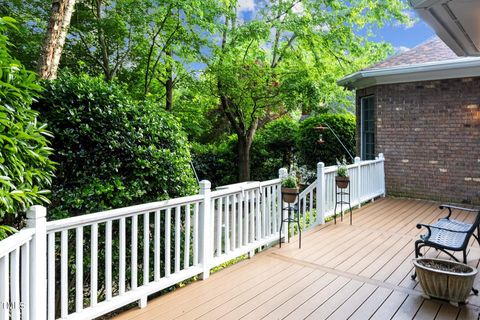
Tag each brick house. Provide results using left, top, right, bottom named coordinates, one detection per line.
left=338, top=37, right=480, bottom=205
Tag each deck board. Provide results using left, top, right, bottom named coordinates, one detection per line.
left=113, top=198, right=480, bottom=320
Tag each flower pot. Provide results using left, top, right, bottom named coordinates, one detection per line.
left=413, top=258, right=477, bottom=306
left=281, top=187, right=299, bottom=203
left=335, top=176, right=350, bottom=189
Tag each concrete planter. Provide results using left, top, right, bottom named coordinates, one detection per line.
left=413, top=258, right=477, bottom=306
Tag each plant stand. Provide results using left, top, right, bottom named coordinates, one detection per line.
left=334, top=182, right=352, bottom=225
left=279, top=193, right=301, bottom=248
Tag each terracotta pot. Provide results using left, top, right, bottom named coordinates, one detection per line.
left=413, top=258, right=477, bottom=306
left=281, top=187, right=299, bottom=203
left=335, top=176, right=350, bottom=189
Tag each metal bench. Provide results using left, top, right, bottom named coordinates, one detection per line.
left=414, top=205, right=480, bottom=264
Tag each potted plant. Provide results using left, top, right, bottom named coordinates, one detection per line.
left=413, top=258, right=477, bottom=306
left=281, top=173, right=299, bottom=203
left=335, top=156, right=350, bottom=188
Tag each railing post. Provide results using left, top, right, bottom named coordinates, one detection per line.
left=199, top=180, right=211, bottom=280
left=26, top=205, right=47, bottom=320
left=379, top=153, right=386, bottom=197
left=278, top=168, right=287, bottom=241
left=355, top=157, right=361, bottom=208
left=316, top=162, right=325, bottom=225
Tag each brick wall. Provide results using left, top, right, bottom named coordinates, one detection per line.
left=356, top=77, right=480, bottom=205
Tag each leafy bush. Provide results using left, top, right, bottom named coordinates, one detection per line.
left=34, top=73, right=196, bottom=220
left=297, top=113, right=356, bottom=170
left=191, top=137, right=237, bottom=188
left=251, top=117, right=299, bottom=181
left=0, top=17, right=54, bottom=218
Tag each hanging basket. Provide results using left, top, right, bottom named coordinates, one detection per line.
left=413, top=258, right=477, bottom=306
left=281, top=187, right=299, bottom=203
left=335, top=176, right=350, bottom=189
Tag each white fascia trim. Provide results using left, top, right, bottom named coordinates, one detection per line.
left=337, top=58, right=480, bottom=89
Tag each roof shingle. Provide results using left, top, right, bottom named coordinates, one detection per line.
left=365, top=36, right=459, bottom=70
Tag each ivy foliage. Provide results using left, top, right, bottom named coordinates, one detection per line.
left=0, top=17, right=55, bottom=217
left=34, top=74, right=197, bottom=220
left=297, top=113, right=356, bottom=169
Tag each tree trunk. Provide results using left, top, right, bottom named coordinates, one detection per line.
left=38, top=0, right=76, bottom=80
left=165, top=49, right=174, bottom=111
left=238, top=135, right=251, bottom=182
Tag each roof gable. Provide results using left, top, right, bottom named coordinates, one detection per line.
left=366, top=37, right=458, bottom=70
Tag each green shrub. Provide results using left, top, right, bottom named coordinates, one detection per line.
left=251, top=117, right=299, bottom=181
left=0, top=17, right=55, bottom=218
left=297, top=113, right=356, bottom=170
left=34, top=73, right=196, bottom=220
left=191, top=137, right=237, bottom=188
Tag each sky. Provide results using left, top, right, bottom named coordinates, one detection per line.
left=237, top=0, right=436, bottom=53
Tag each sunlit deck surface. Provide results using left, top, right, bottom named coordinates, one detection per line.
left=115, top=197, right=480, bottom=320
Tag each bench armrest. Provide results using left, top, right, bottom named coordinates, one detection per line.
left=416, top=223, right=468, bottom=241
left=439, top=204, right=480, bottom=219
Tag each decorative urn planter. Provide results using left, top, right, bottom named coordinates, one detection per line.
left=281, top=187, right=299, bottom=203
left=413, top=258, right=477, bottom=306
left=335, top=176, right=350, bottom=189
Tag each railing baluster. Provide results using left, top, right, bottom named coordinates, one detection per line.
left=309, top=190, right=314, bottom=226
left=165, top=208, right=171, bottom=277
left=231, top=195, right=237, bottom=250
left=266, top=186, right=271, bottom=236
left=238, top=192, right=243, bottom=247
left=193, top=203, right=199, bottom=266
left=244, top=191, right=249, bottom=244
left=184, top=204, right=191, bottom=269
left=76, top=227, right=83, bottom=311
left=131, top=215, right=138, bottom=289
left=216, top=198, right=222, bottom=256
left=47, top=233, right=55, bottom=319
left=119, top=218, right=126, bottom=295
left=21, top=242, right=30, bottom=320
left=154, top=210, right=161, bottom=281
left=302, top=196, right=306, bottom=230
left=0, top=255, right=9, bottom=320
left=143, top=213, right=150, bottom=285
left=10, top=247, right=20, bottom=320
left=61, top=229, right=68, bottom=317
left=175, top=206, right=181, bottom=273
left=250, top=190, right=255, bottom=243
left=256, top=188, right=261, bottom=241
left=91, top=224, right=98, bottom=307
left=273, top=185, right=278, bottom=233
left=225, top=196, right=230, bottom=253
left=106, top=221, right=112, bottom=301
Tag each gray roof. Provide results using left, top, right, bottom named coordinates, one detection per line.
left=366, top=37, right=458, bottom=70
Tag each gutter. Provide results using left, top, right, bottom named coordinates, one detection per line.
left=337, top=57, right=480, bottom=90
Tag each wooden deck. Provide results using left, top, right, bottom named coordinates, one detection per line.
left=114, top=198, right=480, bottom=320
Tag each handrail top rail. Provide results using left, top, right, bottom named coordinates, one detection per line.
left=324, top=158, right=384, bottom=174
left=211, top=178, right=281, bottom=198
left=0, top=228, right=35, bottom=258
left=299, top=179, right=317, bottom=198
left=46, top=194, right=204, bottom=232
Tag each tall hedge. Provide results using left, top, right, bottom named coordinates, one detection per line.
left=297, top=113, right=356, bottom=169
left=34, top=74, right=196, bottom=220
left=251, top=117, right=299, bottom=181
left=0, top=17, right=54, bottom=219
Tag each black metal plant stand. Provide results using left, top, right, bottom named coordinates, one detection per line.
left=334, top=183, right=352, bottom=225
left=279, top=193, right=301, bottom=249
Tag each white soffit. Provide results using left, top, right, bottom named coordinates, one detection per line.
left=410, top=0, right=480, bottom=56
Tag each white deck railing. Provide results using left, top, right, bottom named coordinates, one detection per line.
left=0, top=154, right=385, bottom=320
